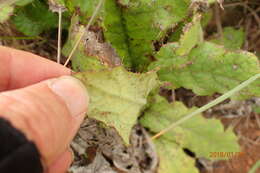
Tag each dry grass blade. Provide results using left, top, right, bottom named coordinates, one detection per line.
left=152, top=73, right=260, bottom=140
left=63, top=0, right=105, bottom=67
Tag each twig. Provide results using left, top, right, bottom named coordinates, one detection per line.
left=152, top=73, right=260, bottom=140
left=240, top=135, right=260, bottom=146
left=217, top=0, right=224, bottom=10
left=243, top=4, right=260, bottom=28
left=223, top=2, right=244, bottom=8
left=255, top=6, right=260, bottom=13
left=228, top=116, right=243, bottom=129
left=57, top=8, right=62, bottom=64
left=243, top=16, right=252, bottom=50
left=63, top=0, right=104, bottom=67
left=248, top=1, right=260, bottom=5
left=253, top=112, right=260, bottom=129
left=214, top=3, right=223, bottom=39
left=245, top=111, right=251, bottom=128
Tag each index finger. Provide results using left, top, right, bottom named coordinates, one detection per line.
left=0, top=46, right=71, bottom=91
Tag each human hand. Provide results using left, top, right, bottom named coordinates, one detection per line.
left=0, top=46, right=89, bottom=173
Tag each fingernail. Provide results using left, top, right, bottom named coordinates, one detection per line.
left=49, top=76, right=89, bottom=117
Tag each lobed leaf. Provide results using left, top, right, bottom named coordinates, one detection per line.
left=63, top=0, right=191, bottom=71
left=140, top=95, right=240, bottom=159
left=74, top=67, right=158, bottom=144
left=149, top=42, right=260, bottom=99
left=121, top=0, right=190, bottom=71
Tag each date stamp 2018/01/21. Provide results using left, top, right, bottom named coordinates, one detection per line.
left=209, top=152, right=245, bottom=159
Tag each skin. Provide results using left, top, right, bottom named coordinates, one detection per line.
left=0, top=46, right=89, bottom=173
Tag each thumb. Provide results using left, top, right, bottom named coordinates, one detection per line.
left=0, top=76, right=89, bottom=169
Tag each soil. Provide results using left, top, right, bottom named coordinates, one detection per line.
left=69, top=119, right=158, bottom=173
left=0, top=0, right=259, bottom=173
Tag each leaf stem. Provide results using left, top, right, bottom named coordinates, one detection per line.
left=63, top=0, right=104, bottom=67
left=152, top=73, right=260, bottom=140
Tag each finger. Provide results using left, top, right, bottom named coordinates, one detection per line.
left=0, top=46, right=71, bottom=91
left=46, top=149, right=73, bottom=173
left=0, top=76, right=88, bottom=167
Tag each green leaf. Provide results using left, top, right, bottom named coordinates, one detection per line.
left=65, top=0, right=101, bottom=22
left=117, top=0, right=129, bottom=6
left=64, top=0, right=132, bottom=68
left=74, top=67, right=158, bottom=144
left=64, top=0, right=191, bottom=71
left=176, top=14, right=203, bottom=55
left=0, top=5, right=14, bottom=23
left=12, top=0, right=58, bottom=36
left=253, top=107, right=260, bottom=114
left=168, top=22, right=185, bottom=42
left=121, top=0, right=190, bottom=71
left=0, top=0, right=34, bottom=23
left=0, top=0, right=33, bottom=8
left=15, top=0, right=34, bottom=6
left=149, top=42, right=260, bottom=99
left=207, top=0, right=216, bottom=3
left=62, top=16, right=105, bottom=71
left=155, top=137, right=199, bottom=173
left=63, top=15, right=123, bottom=71
left=102, top=0, right=131, bottom=67
left=140, top=95, right=240, bottom=159
left=201, top=9, right=213, bottom=28
left=211, top=27, right=245, bottom=50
